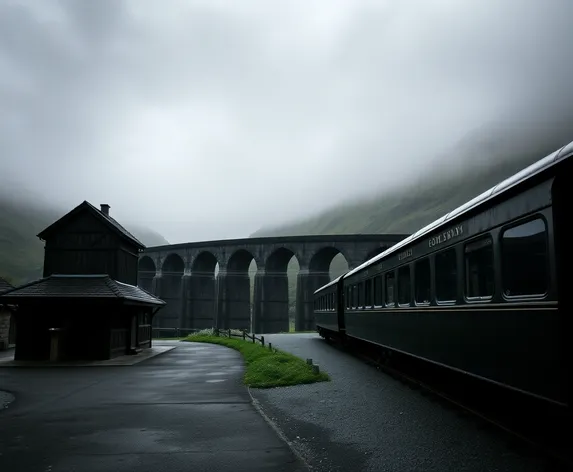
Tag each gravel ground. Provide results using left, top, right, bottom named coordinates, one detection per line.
left=250, top=333, right=557, bottom=472
left=0, top=390, right=15, bottom=410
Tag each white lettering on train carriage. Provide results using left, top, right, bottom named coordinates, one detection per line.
left=428, top=224, right=464, bottom=248
left=398, top=248, right=413, bottom=260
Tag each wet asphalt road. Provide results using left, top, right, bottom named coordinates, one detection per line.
left=0, top=341, right=307, bottom=472
left=251, top=333, right=558, bottom=472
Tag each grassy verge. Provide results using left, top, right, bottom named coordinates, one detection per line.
left=183, top=331, right=329, bottom=388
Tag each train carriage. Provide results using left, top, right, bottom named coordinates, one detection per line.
left=314, top=140, right=573, bottom=409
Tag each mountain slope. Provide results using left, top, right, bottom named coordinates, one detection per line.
left=0, top=197, right=170, bottom=285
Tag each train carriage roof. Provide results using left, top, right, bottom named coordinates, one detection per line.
left=314, top=139, right=573, bottom=295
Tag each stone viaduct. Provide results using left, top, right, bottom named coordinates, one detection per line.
left=137, top=234, right=408, bottom=333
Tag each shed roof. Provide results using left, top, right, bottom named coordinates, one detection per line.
left=0, top=274, right=165, bottom=306
left=0, top=277, right=14, bottom=294
left=37, top=201, right=145, bottom=250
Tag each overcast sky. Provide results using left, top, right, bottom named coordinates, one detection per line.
left=1, top=0, right=572, bottom=243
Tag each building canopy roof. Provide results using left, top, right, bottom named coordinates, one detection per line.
left=37, top=200, right=145, bottom=250
left=0, top=274, right=165, bottom=307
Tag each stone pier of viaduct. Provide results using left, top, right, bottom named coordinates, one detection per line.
left=137, top=234, right=408, bottom=333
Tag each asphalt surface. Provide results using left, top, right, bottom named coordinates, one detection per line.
left=251, top=333, right=560, bottom=472
left=0, top=341, right=307, bottom=472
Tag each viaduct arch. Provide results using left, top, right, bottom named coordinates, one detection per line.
left=138, top=234, right=408, bottom=333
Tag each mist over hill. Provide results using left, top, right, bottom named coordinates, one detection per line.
left=251, top=118, right=573, bottom=238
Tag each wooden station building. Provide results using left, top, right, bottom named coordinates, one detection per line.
left=0, top=201, right=165, bottom=362
left=0, top=277, right=16, bottom=350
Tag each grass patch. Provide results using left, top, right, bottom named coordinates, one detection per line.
left=183, top=331, right=329, bottom=388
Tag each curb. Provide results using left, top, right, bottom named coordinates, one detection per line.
left=0, top=345, right=177, bottom=368
left=248, top=386, right=312, bottom=471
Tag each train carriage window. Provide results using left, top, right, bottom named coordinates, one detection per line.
left=352, top=284, right=358, bottom=308
left=385, top=272, right=395, bottom=306
left=373, top=276, right=383, bottom=307
left=435, top=249, right=457, bottom=302
left=415, top=258, right=431, bottom=304
left=398, top=266, right=411, bottom=305
left=465, top=236, right=494, bottom=299
left=346, top=287, right=350, bottom=309
left=358, top=282, right=364, bottom=308
left=501, top=218, right=548, bottom=297
left=364, top=279, right=371, bottom=308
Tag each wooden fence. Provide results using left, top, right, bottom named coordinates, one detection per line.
left=213, top=328, right=281, bottom=353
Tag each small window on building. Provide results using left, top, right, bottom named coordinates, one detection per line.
left=385, top=272, right=395, bottom=306
left=398, top=266, right=411, bottom=305
left=502, top=218, right=548, bottom=297
left=435, top=248, right=457, bottom=302
left=373, top=275, right=383, bottom=306
left=415, top=258, right=431, bottom=304
left=465, top=236, right=494, bottom=298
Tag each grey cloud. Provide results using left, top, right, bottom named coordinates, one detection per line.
left=1, top=0, right=572, bottom=243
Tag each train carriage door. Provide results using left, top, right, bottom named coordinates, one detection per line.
left=552, top=167, right=572, bottom=408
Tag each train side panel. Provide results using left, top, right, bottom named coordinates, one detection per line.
left=344, top=305, right=565, bottom=405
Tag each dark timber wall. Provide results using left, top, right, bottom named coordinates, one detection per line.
left=138, top=234, right=408, bottom=333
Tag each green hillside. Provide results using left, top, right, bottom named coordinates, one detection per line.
left=0, top=197, right=170, bottom=286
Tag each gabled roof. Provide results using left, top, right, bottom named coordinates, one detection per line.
left=0, top=277, right=14, bottom=295
left=0, top=274, right=165, bottom=306
left=37, top=201, right=146, bottom=250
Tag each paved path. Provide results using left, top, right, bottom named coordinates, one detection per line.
left=252, top=333, right=559, bottom=472
left=0, top=341, right=307, bottom=472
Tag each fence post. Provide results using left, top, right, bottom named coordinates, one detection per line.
left=227, top=328, right=231, bottom=338
left=269, top=342, right=272, bottom=351
left=261, top=336, right=265, bottom=347
left=242, top=330, right=246, bottom=341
